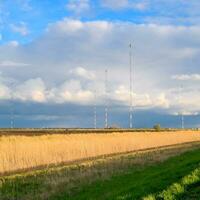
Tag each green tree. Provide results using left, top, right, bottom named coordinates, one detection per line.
left=153, top=124, right=161, bottom=131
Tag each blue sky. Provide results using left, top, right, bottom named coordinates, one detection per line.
left=0, top=0, right=200, bottom=128
left=1, top=0, right=200, bottom=44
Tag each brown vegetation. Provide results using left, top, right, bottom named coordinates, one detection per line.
left=0, top=131, right=200, bottom=174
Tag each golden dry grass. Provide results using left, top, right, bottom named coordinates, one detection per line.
left=0, top=131, right=200, bottom=174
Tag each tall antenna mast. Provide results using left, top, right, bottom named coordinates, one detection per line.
left=105, top=69, right=108, bottom=129
left=181, top=113, right=184, bottom=130
left=10, top=83, right=15, bottom=129
left=10, top=102, right=14, bottom=129
left=129, top=43, right=133, bottom=129
left=179, top=85, right=184, bottom=129
left=94, top=89, right=97, bottom=129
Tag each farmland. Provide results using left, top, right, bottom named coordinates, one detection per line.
left=0, top=130, right=200, bottom=200
left=0, top=130, right=200, bottom=174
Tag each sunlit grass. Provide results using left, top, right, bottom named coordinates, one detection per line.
left=143, top=168, right=200, bottom=200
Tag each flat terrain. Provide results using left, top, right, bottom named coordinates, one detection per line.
left=0, top=130, right=200, bottom=174
left=0, top=142, right=200, bottom=200
left=66, top=147, right=200, bottom=200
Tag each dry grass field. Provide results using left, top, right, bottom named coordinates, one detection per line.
left=0, top=131, right=200, bottom=174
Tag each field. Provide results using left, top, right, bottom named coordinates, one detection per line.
left=0, top=130, right=200, bottom=200
left=1, top=130, right=200, bottom=174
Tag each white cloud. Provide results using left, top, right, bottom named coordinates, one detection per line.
left=10, top=22, right=29, bottom=36
left=0, top=75, right=95, bottom=104
left=155, top=93, right=170, bottom=108
left=48, top=79, right=94, bottom=104
left=46, top=18, right=112, bottom=36
left=60, top=89, right=93, bottom=104
left=101, top=0, right=128, bottom=9
left=101, top=0, right=200, bottom=25
left=51, top=18, right=83, bottom=32
left=172, top=74, right=200, bottom=81
left=70, top=67, right=95, bottom=80
left=143, top=0, right=200, bottom=25
left=14, top=78, right=47, bottom=103
left=7, top=41, right=19, bottom=47
left=101, top=0, right=148, bottom=10
left=113, top=85, right=170, bottom=108
left=114, top=85, right=152, bottom=107
left=1, top=18, right=200, bottom=114
left=0, top=83, right=11, bottom=100
left=0, top=76, right=170, bottom=108
left=66, top=0, right=90, bottom=15
left=0, top=60, right=30, bottom=67
left=172, top=111, right=199, bottom=116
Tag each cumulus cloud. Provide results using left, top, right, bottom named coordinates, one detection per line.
left=101, top=0, right=128, bottom=9
left=113, top=85, right=152, bottom=107
left=70, top=67, right=95, bottom=80
left=100, top=0, right=200, bottom=25
left=155, top=93, right=170, bottom=109
left=172, top=74, right=200, bottom=81
left=0, top=60, right=30, bottom=67
left=66, top=0, right=90, bottom=15
left=172, top=111, right=199, bottom=116
left=10, top=22, right=29, bottom=36
left=101, top=0, right=147, bottom=10
left=113, top=85, right=171, bottom=109
left=0, top=74, right=95, bottom=104
left=0, top=76, right=172, bottom=108
left=0, top=18, right=200, bottom=115
left=14, top=78, right=47, bottom=103
left=0, top=83, right=11, bottom=100
left=6, top=41, right=19, bottom=47
left=47, top=79, right=94, bottom=104
left=143, top=0, right=200, bottom=25
left=101, top=0, right=148, bottom=10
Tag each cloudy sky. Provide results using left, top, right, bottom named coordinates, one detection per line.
left=0, top=0, right=200, bottom=128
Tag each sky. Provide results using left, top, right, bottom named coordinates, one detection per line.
left=0, top=0, right=200, bottom=128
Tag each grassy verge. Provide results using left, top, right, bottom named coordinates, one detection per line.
left=178, top=181, right=200, bottom=200
left=143, top=168, right=200, bottom=200
left=62, top=148, right=200, bottom=200
left=0, top=142, right=200, bottom=200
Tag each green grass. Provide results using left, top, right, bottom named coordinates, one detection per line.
left=143, top=167, right=200, bottom=200
left=51, top=148, right=200, bottom=200
left=177, top=181, right=200, bottom=200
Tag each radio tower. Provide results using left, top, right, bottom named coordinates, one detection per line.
left=179, top=85, right=184, bottom=129
left=10, top=102, right=14, bottom=129
left=105, top=69, right=108, bottom=129
left=129, top=43, right=133, bottom=129
left=94, top=89, right=97, bottom=129
left=181, top=113, right=184, bottom=129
